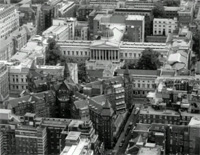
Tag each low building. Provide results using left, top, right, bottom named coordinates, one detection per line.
left=7, top=90, right=56, bottom=117
left=115, top=69, right=159, bottom=98
left=60, top=131, right=94, bottom=155
left=57, top=0, right=76, bottom=17
left=137, top=147, right=161, bottom=155
left=164, top=6, right=179, bottom=19
left=15, top=125, right=47, bottom=155
left=42, top=25, right=71, bottom=40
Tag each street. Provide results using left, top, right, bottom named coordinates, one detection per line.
left=114, top=105, right=140, bottom=155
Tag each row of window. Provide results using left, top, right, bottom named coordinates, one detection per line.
left=154, top=20, right=173, bottom=24
left=122, top=52, right=141, bottom=58
left=63, top=50, right=89, bottom=56
left=11, top=85, right=28, bottom=90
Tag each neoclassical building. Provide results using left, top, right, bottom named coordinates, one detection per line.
left=57, top=25, right=169, bottom=73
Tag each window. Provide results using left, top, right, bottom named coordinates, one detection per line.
left=81, top=51, right=83, bottom=55
left=138, top=84, right=140, bottom=88
left=68, top=51, right=70, bottom=55
left=129, top=53, right=132, bottom=57
left=72, top=51, right=74, bottom=55
left=76, top=51, right=78, bottom=55
left=85, top=51, right=87, bottom=55
left=125, top=53, right=127, bottom=57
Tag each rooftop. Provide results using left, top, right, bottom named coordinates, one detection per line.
left=0, top=4, right=11, bottom=13
left=137, top=147, right=161, bottom=155
left=65, top=131, right=81, bottom=141
left=140, top=106, right=180, bottom=116
left=126, top=15, right=144, bottom=21
left=116, top=69, right=159, bottom=77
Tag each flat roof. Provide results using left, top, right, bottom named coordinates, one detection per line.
left=0, top=109, right=11, bottom=114
left=126, top=15, right=144, bottom=21
left=65, top=131, right=81, bottom=141
left=140, top=106, right=180, bottom=116
left=137, top=147, right=161, bottom=155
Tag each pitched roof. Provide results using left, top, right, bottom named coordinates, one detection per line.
left=116, top=69, right=159, bottom=76
left=8, top=90, right=54, bottom=109
left=101, top=99, right=114, bottom=116
left=74, top=99, right=89, bottom=109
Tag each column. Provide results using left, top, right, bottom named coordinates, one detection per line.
left=108, top=50, right=110, bottom=60
left=114, top=50, right=116, bottom=60
left=99, top=50, right=101, bottom=60
left=91, top=50, right=92, bottom=59
left=102, top=50, right=104, bottom=60
left=94, top=49, right=96, bottom=60
left=96, top=50, right=98, bottom=60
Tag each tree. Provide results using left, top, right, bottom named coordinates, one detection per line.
left=78, top=63, right=87, bottom=83
left=46, top=38, right=65, bottom=65
left=136, top=48, right=162, bottom=70
left=121, top=63, right=137, bottom=69
left=153, top=2, right=165, bottom=18
left=192, top=33, right=200, bottom=60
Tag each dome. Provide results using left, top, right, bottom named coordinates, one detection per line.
left=102, top=28, right=114, bottom=38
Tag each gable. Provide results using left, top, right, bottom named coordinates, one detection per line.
left=90, top=40, right=119, bottom=48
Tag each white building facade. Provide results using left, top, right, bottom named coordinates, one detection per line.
left=0, top=4, right=19, bottom=39
left=153, top=18, right=178, bottom=36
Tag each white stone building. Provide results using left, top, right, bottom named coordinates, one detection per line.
left=0, top=4, right=19, bottom=38
left=153, top=18, right=178, bottom=36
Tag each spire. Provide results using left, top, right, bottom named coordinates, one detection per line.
left=30, top=60, right=37, bottom=71
left=64, top=61, right=70, bottom=79
left=124, top=64, right=131, bottom=84
left=124, top=63, right=129, bottom=76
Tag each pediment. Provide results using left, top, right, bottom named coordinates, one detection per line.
left=90, top=40, right=119, bottom=48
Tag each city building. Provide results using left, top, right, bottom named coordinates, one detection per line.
left=57, top=36, right=168, bottom=71
left=188, top=116, right=200, bottom=155
left=42, top=25, right=71, bottom=40
left=15, top=125, right=47, bottom=155
left=18, top=3, right=36, bottom=26
left=0, top=4, right=19, bottom=38
left=57, top=0, right=76, bottom=17
left=0, top=63, right=9, bottom=105
left=115, top=69, right=159, bottom=98
left=0, top=25, right=28, bottom=61
left=77, top=5, right=96, bottom=21
left=60, top=131, right=94, bottom=155
left=67, top=63, right=78, bottom=84
left=124, top=15, right=145, bottom=42
left=75, top=21, right=89, bottom=40
left=0, top=109, right=17, bottom=155
left=164, top=6, right=180, bottom=19
left=178, top=0, right=194, bottom=26
left=114, top=7, right=153, bottom=36
left=8, top=35, right=48, bottom=97
left=53, top=18, right=77, bottom=40
left=153, top=18, right=178, bottom=36
left=7, top=90, right=56, bottom=117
